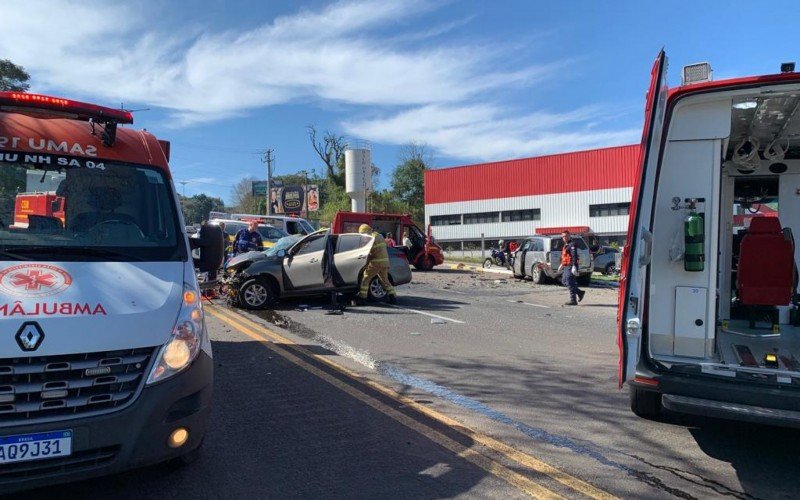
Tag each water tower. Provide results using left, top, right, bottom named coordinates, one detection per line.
left=344, top=142, right=372, bottom=213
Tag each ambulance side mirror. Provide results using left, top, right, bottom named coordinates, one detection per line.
left=193, top=224, right=225, bottom=272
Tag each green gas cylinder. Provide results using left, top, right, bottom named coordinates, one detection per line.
left=684, top=209, right=704, bottom=272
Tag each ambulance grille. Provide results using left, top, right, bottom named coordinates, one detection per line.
left=0, top=347, right=156, bottom=424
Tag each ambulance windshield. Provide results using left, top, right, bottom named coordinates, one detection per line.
left=0, top=156, right=183, bottom=262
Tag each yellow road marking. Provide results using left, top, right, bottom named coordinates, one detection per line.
left=207, top=306, right=561, bottom=499
left=208, top=304, right=618, bottom=500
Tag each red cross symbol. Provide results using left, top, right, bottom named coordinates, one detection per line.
left=10, top=270, right=56, bottom=291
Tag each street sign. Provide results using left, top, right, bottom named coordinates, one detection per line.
left=252, top=180, right=268, bottom=197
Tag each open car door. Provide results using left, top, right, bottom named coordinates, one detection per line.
left=333, top=234, right=373, bottom=286
left=618, top=50, right=669, bottom=388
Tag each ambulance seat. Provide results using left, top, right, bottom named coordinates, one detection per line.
left=737, top=217, right=794, bottom=308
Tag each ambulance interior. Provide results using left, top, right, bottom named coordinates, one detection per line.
left=648, top=85, right=800, bottom=378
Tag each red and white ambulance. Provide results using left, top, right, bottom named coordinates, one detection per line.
left=620, top=52, right=800, bottom=427
left=0, top=92, right=219, bottom=492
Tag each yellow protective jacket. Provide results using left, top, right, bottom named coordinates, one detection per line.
left=368, top=232, right=391, bottom=268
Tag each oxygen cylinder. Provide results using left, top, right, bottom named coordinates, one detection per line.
left=684, top=209, right=704, bottom=272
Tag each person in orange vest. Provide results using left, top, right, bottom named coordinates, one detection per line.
left=559, top=230, right=585, bottom=306
left=357, top=224, right=397, bottom=304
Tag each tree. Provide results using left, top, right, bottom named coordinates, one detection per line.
left=308, top=125, right=348, bottom=187
left=390, top=142, right=432, bottom=223
left=179, top=193, right=226, bottom=225
left=231, top=176, right=262, bottom=214
left=0, top=60, right=30, bottom=92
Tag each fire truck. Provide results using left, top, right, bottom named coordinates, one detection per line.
left=13, top=192, right=65, bottom=228
left=331, top=212, right=443, bottom=270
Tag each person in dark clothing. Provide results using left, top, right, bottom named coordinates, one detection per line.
left=233, top=220, right=263, bottom=255
left=559, top=230, right=585, bottom=306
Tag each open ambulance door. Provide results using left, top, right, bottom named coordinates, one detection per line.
left=618, top=50, right=669, bottom=388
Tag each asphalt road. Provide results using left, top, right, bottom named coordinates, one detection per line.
left=24, top=268, right=800, bottom=499
left=219, top=269, right=798, bottom=500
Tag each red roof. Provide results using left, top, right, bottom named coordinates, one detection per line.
left=424, top=144, right=640, bottom=204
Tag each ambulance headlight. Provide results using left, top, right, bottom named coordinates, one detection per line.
left=147, top=284, right=206, bottom=385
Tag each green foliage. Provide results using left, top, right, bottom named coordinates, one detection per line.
left=179, top=193, right=225, bottom=225
left=0, top=167, right=26, bottom=227
left=0, top=60, right=30, bottom=92
left=230, top=176, right=262, bottom=214
left=389, top=143, right=430, bottom=223
left=316, top=179, right=350, bottom=224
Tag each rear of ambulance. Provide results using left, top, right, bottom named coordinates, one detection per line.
left=0, top=93, right=212, bottom=493
left=620, top=54, right=800, bottom=427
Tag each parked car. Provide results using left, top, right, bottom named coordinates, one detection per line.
left=223, top=231, right=412, bottom=309
left=511, top=234, right=593, bottom=286
left=592, top=246, right=619, bottom=275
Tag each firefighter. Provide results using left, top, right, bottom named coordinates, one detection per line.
left=559, top=230, right=586, bottom=306
left=357, top=224, right=397, bottom=304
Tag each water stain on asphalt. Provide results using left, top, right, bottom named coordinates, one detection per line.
left=248, top=306, right=750, bottom=500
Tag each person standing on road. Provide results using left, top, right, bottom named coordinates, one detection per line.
left=233, top=220, right=263, bottom=256
left=385, top=233, right=396, bottom=247
left=402, top=231, right=412, bottom=248
left=559, top=230, right=585, bottom=306
left=357, top=224, right=397, bottom=304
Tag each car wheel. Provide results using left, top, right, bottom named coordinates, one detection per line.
left=532, top=265, right=545, bottom=284
left=604, top=262, right=615, bottom=275
left=577, top=273, right=592, bottom=287
left=238, top=277, right=276, bottom=310
left=630, top=386, right=662, bottom=418
left=367, top=277, right=388, bottom=301
left=414, top=255, right=435, bottom=271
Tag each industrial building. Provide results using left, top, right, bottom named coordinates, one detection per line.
left=424, top=144, right=640, bottom=253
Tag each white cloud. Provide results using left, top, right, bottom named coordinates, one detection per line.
left=343, top=104, right=641, bottom=161
left=1, top=0, right=639, bottom=162
left=1, top=0, right=548, bottom=125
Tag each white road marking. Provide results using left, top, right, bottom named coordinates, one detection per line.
left=386, top=304, right=466, bottom=324
left=506, top=299, right=550, bottom=309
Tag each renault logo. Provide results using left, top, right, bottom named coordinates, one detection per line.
left=16, top=322, right=45, bottom=351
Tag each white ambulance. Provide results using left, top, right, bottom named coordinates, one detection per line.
left=0, top=92, right=221, bottom=492
left=621, top=52, right=800, bottom=427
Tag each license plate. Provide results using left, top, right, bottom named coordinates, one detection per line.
left=0, top=430, right=72, bottom=464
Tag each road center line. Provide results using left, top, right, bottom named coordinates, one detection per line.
left=206, top=305, right=562, bottom=499
left=507, top=300, right=550, bottom=309
left=207, top=304, right=617, bottom=500
left=384, top=304, right=466, bottom=323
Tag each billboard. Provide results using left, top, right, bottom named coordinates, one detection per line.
left=269, top=185, right=319, bottom=214
left=251, top=180, right=268, bottom=197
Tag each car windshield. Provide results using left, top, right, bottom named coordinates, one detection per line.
left=0, top=157, right=183, bottom=262
left=264, top=235, right=302, bottom=256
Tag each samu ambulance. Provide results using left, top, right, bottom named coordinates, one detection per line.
left=621, top=52, right=800, bottom=427
left=0, top=92, right=218, bottom=492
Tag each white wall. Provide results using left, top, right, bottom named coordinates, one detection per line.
left=425, top=187, right=633, bottom=240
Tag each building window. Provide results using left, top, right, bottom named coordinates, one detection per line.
left=589, top=202, right=630, bottom=217
left=430, top=214, right=461, bottom=226
left=501, top=209, right=541, bottom=222
left=462, top=211, right=499, bottom=224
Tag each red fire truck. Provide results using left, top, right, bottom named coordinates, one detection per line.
left=13, top=192, right=65, bottom=228
left=331, top=212, right=443, bottom=270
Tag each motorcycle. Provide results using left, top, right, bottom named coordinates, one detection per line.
left=483, top=248, right=512, bottom=269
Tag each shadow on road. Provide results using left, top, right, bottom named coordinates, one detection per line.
left=29, top=337, right=497, bottom=499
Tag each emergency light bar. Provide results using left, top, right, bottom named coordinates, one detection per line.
left=681, top=62, right=713, bottom=85
left=0, top=92, right=133, bottom=124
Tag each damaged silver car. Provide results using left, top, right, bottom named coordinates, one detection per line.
left=223, top=231, right=412, bottom=309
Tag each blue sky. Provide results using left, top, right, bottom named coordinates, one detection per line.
left=3, top=1, right=800, bottom=203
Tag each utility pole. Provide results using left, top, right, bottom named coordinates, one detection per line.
left=262, top=149, right=274, bottom=215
